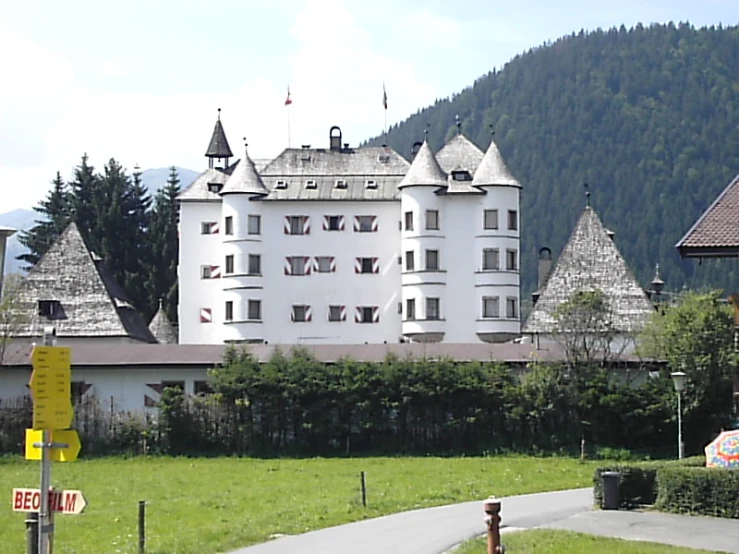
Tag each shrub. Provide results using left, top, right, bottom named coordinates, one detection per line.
left=655, top=467, right=739, bottom=518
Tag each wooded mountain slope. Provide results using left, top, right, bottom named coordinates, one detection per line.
left=368, top=23, right=739, bottom=306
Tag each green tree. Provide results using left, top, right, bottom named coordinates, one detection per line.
left=0, top=274, right=27, bottom=364
left=639, top=290, right=736, bottom=452
left=146, top=166, right=180, bottom=322
left=17, top=172, right=71, bottom=267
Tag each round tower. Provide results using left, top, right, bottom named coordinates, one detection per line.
left=470, top=137, right=522, bottom=342
left=218, top=141, right=268, bottom=343
left=398, top=141, right=447, bottom=342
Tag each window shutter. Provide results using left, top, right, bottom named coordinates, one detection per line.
left=304, top=256, right=312, bottom=275
left=339, top=215, right=345, bottom=230
left=210, top=222, right=219, bottom=234
left=284, top=216, right=290, bottom=234
left=200, top=308, right=212, bottom=323
left=354, top=306, right=362, bottom=323
left=372, top=257, right=379, bottom=273
left=284, top=257, right=292, bottom=275
left=371, top=216, right=378, bottom=232
left=210, top=265, right=221, bottom=279
left=303, top=216, right=310, bottom=235
left=373, top=306, right=379, bottom=323
left=354, top=258, right=361, bottom=273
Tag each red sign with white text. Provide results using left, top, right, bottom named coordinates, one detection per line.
left=11, top=488, right=86, bottom=514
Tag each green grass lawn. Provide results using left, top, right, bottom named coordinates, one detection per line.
left=1, top=455, right=598, bottom=554
left=456, top=529, right=729, bottom=554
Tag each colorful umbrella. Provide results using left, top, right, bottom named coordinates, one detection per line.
left=705, top=429, right=739, bottom=468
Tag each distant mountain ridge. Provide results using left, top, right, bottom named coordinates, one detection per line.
left=1, top=166, right=199, bottom=275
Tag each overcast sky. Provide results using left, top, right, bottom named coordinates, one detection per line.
left=1, top=0, right=737, bottom=213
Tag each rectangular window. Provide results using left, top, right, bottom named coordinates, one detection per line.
left=290, top=257, right=306, bottom=275
left=225, top=301, right=233, bottom=321
left=225, top=255, right=234, bottom=274
left=404, top=211, right=414, bottom=231
left=426, top=297, right=440, bottom=320
left=425, top=210, right=439, bottom=230
left=326, top=215, right=342, bottom=231
left=292, top=304, right=310, bottom=322
left=162, top=381, right=185, bottom=392
left=357, top=257, right=377, bottom=274
left=426, top=250, right=439, bottom=271
left=194, top=381, right=212, bottom=395
left=482, top=248, right=499, bottom=271
left=506, top=249, right=518, bottom=271
left=483, top=209, right=498, bottom=230
left=506, top=297, right=518, bottom=319
left=248, top=215, right=261, bottom=235
left=316, top=256, right=334, bottom=273
left=248, top=254, right=261, bottom=275
left=287, top=215, right=308, bottom=235
left=201, top=221, right=218, bottom=234
left=224, top=216, right=233, bottom=235
left=248, top=300, right=261, bottom=320
left=483, top=297, right=500, bottom=318
left=356, top=215, right=377, bottom=232
left=508, top=210, right=518, bottom=231
left=406, top=298, right=416, bottom=320
left=201, top=265, right=213, bottom=279
left=405, top=251, right=415, bottom=272
left=335, top=179, right=347, bottom=189
left=359, top=306, right=375, bottom=323
left=328, top=305, right=345, bottom=322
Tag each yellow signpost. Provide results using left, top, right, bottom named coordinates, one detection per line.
left=25, top=429, right=81, bottom=462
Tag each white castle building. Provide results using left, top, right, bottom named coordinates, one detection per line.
left=178, top=113, right=522, bottom=345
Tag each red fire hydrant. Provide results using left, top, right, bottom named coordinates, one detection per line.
left=483, top=497, right=505, bottom=554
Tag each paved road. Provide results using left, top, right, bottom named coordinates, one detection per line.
left=229, top=487, right=739, bottom=554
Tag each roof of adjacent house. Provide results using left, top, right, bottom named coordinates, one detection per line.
left=148, top=300, right=178, bottom=344
left=11, top=223, right=156, bottom=342
left=205, top=114, right=233, bottom=159
left=676, top=173, right=739, bottom=258
left=523, top=206, right=655, bottom=334
left=0, top=341, right=656, bottom=367
left=220, top=145, right=269, bottom=196
left=397, top=141, right=448, bottom=189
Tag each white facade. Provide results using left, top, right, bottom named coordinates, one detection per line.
left=178, top=123, right=522, bottom=345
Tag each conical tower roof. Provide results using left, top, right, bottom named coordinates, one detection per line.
left=471, top=138, right=520, bottom=188
left=205, top=109, right=233, bottom=159
left=436, top=134, right=484, bottom=173
left=523, top=206, right=654, bottom=334
left=397, top=141, right=447, bottom=189
left=148, top=299, right=178, bottom=344
left=221, top=143, right=268, bottom=195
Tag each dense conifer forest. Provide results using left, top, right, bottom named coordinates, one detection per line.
left=368, top=23, right=739, bottom=306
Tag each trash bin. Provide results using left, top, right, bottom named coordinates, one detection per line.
left=601, top=471, right=621, bottom=510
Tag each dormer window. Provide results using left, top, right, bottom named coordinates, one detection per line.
left=207, top=182, right=224, bottom=193
left=377, top=153, right=390, bottom=163
left=451, top=170, right=472, bottom=181
left=305, top=179, right=317, bottom=189
left=38, top=299, right=62, bottom=320
left=275, top=180, right=288, bottom=189
left=365, top=179, right=377, bottom=189
left=300, top=148, right=311, bottom=162
left=335, top=179, right=347, bottom=189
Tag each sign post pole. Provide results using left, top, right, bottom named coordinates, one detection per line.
left=38, top=328, right=55, bottom=554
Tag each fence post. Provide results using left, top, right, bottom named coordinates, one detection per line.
left=26, top=512, right=39, bottom=554
left=360, top=471, right=367, bottom=507
left=138, top=501, right=146, bottom=554
left=483, top=497, right=504, bottom=554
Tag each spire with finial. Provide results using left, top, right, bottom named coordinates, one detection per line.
left=205, top=107, right=233, bottom=169
left=584, top=183, right=591, bottom=206
left=455, top=114, right=461, bottom=134
left=423, top=124, right=429, bottom=141
left=650, top=262, right=664, bottom=296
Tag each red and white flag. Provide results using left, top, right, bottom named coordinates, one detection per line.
left=285, top=86, right=292, bottom=106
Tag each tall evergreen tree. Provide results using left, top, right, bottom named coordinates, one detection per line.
left=68, top=154, right=101, bottom=246
left=147, top=166, right=180, bottom=323
left=17, top=172, right=71, bottom=267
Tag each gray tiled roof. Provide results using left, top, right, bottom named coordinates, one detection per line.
left=148, top=301, right=178, bottom=344
left=398, top=141, right=448, bottom=189
left=261, top=147, right=409, bottom=201
left=220, top=146, right=268, bottom=196
left=435, top=134, right=484, bottom=174
left=472, top=138, right=521, bottom=188
left=205, top=118, right=233, bottom=159
left=523, top=206, right=654, bottom=334
left=178, top=167, right=231, bottom=202
left=12, top=223, right=156, bottom=342
left=0, top=341, right=658, bottom=367
left=676, top=173, right=739, bottom=257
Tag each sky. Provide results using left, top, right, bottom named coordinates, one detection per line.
left=1, top=0, right=737, bottom=213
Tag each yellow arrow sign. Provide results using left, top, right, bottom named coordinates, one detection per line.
left=25, top=429, right=81, bottom=462
left=30, top=368, right=71, bottom=401
left=31, top=346, right=71, bottom=370
left=32, top=398, right=73, bottom=430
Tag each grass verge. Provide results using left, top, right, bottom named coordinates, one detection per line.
left=455, top=529, right=729, bottom=554
left=1, top=455, right=597, bottom=554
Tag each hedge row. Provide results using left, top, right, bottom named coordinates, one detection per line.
left=594, top=458, right=739, bottom=518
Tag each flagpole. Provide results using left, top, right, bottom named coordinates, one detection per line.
left=287, top=105, right=291, bottom=149
left=383, top=82, right=388, bottom=144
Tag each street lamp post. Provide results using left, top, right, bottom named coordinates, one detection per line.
left=671, top=371, right=687, bottom=459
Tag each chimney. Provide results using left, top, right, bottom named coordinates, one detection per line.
left=329, top=126, right=342, bottom=152
left=537, top=247, right=552, bottom=290
left=0, top=226, right=16, bottom=300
